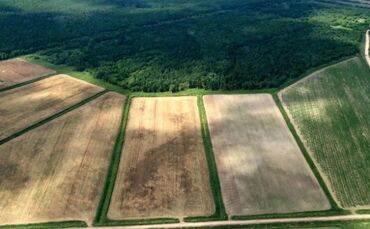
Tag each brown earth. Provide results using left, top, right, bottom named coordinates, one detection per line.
left=0, top=74, right=103, bottom=140
left=0, top=92, right=125, bottom=225
left=0, top=58, right=55, bottom=89
left=203, top=94, right=330, bottom=216
left=108, top=96, right=215, bottom=220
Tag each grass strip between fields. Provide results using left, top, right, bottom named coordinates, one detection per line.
left=0, top=221, right=87, bottom=229
left=356, top=209, right=370, bottom=214
left=0, top=71, right=56, bottom=93
left=231, top=209, right=351, bottom=220
left=184, top=219, right=370, bottom=229
left=0, top=90, right=107, bottom=145
left=183, top=95, right=228, bottom=222
left=12, top=53, right=364, bottom=226
left=93, top=95, right=180, bottom=226
left=271, top=92, right=340, bottom=210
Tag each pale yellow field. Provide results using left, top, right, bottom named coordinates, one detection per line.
left=0, top=92, right=125, bottom=225
left=108, top=97, right=215, bottom=219
left=0, top=74, right=103, bottom=140
left=204, top=94, right=330, bottom=216
left=0, top=58, right=55, bottom=89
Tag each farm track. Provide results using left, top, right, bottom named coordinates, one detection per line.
left=95, top=214, right=370, bottom=229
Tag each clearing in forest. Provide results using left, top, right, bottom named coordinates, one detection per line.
left=0, top=74, right=103, bottom=141
left=108, top=97, right=215, bottom=219
left=0, top=58, right=55, bottom=89
left=204, top=94, right=330, bottom=216
left=280, top=57, right=370, bottom=208
left=0, top=92, right=125, bottom=225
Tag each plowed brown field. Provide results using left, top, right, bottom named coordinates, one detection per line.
left=0, top=74, right=103, bottom=140
left=108, top=97, right=215, bottom=219
left=0, top=58, right=55, bottom=89
left=204, top=94, right=330, bottom=216
left=0, top=92, right=125, bottom=225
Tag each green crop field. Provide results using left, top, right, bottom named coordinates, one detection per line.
left=280, top=57, right=370, bottom=208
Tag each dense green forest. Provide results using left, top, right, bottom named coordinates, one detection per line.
left=0, top=0, right=369, bottom=91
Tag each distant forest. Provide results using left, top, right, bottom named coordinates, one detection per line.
left=0, top=0, right=369, bottom=92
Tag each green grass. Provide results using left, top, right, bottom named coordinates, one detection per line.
left=183, top=95, right=228, bottom=222
left=280, top=56, right=370, bottom=207
left=184, top=219, right=370, bottom=228
left=231, top=209, right=350, bottom=220
left=93, top=96, right=179, bottom=226
left=23, top=54, right=129, bottom=95
left=0, top=71, right=56, bottom=93
left=0, top=90, right=106, bottom=145
left=0, top=221, right=87, bottom=229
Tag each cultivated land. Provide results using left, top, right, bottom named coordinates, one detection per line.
left=0, top=92, right=125, bottom=226
left=203, top=94, right=330, bottom=216
left=108, top=97, right=215, bottom=220
left=0, top=58, right=55, bottom=89
left=0, top=74, right=103, bottom=141
left=280, top=57, right=370, bottom=208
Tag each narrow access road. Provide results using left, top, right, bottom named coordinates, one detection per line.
left=365, top=30, right=370, bottom=67
left=92, top=214, right=370, bottom=229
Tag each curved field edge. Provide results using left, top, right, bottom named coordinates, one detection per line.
left=0, top=221, right=87, bottom=229
left=278, top=57, right=370, bottom=207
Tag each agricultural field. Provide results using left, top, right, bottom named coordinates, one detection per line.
left=0, top=74, right=103, bottom=141
left=0, top=58, right=55, bottom=89
left=108, top=96, right=215, bottom=219
left=280, top=57, right=370, bottom=208
left=0, top=92, right=125, bottom=225
left=203, top=94, right=330, bottom=216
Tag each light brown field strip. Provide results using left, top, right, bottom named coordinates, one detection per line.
left=0, top=74, right=103, bottom=140
left=204, top=94, right=330, bottom=216
left=108, top=97, right=215, bottom=220
left=0, top=58, right=55, bottom=89
left=0, top=92, right=125, bottom=225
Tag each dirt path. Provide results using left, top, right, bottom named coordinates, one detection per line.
left=93, top=214, right=370, bottom=229
left=365, top=30, right=370, bottom=67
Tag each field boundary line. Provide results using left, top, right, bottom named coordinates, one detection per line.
left=93, top=96, right=179, bottom=227
left=271, top=93, right=340, bottom=210
left=92, top=215, right=370, bottom=228
left=0, top=71, right=57, bottom=93
left=183, top=96, right=228, bottom=222
left=0, top=220, right=87, bottom=229
left=0, top=90, right=106, bottom=145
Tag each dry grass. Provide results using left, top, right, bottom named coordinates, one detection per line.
left=108, top=96, right=215, bottom=220
left=204, top=94, right=330, bottom=216
left=0, top=74, right=103, bottom=140
left=0, top=92, right=125, bottom=225
left=0, top=58, right=55, bottom=89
